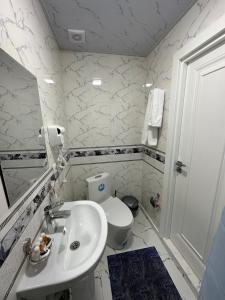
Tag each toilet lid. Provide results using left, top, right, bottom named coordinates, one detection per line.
left=101, top=197, right=133, bottom=228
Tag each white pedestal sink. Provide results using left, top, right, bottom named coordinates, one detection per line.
left=16, top=201, right=108, bottom=300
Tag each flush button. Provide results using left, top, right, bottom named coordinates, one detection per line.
left=98, top=183, right=105, bottom=191
left=95, top=175, right=102, bottom=179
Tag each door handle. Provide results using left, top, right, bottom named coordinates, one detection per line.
left=175, top=161, right=186, bottom=173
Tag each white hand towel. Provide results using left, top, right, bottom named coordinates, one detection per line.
left=141, top=92, right=152, bottom=145
left=148, top=88, right=165, bottom=127
left=148, top=127, right=158, bottom=146
left=141, top=88, right=164, bottom=146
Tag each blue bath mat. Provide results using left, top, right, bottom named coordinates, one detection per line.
left=107, top=247, right=181, bottom=300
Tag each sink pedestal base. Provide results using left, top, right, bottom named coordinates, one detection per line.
left=71, top=272, right=95, bottom=300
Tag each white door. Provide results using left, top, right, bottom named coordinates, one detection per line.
left=171, top=42, right=225, bottom=279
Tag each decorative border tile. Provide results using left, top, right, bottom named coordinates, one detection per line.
left=68, top=146, right=143, bottom=158
left=143, top=146, right=165, bottom=164
left=68, top=145, right=165, bottom=165
left=0, top=151, right=47, bottom=161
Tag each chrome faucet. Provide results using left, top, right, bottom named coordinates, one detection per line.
left=44, top=201, right=71, bottom=234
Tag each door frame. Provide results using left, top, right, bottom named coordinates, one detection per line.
left=160, top=14, right=225, bottom=238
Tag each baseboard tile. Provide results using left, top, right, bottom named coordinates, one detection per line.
left=163, top=238, right=201, bottom=296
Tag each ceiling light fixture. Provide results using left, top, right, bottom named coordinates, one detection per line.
left=44, top=78, right=55, bottom=84
left=142, top=83, right=153, bottom=88
left=92, top=78, right=102, bottom=86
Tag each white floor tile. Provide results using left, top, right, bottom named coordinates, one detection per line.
left=163, top=259, right=196, bottom=300
left=94, top=271, right=104, bottom=300
left=94, top=209, right=197, bottom=300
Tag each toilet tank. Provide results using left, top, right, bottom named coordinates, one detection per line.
left=86, top=172, right=112, bottom=203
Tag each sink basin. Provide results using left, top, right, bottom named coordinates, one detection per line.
left=17, top=201, right=108, bottom=300
left=62, top=202, right=106, bottom=271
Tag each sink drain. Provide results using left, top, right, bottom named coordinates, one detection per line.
left=70, top=241, right=80, bottom=250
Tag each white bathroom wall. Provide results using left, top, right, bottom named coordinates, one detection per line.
left=142, top=162, right=164, bottom=229
left=0, top=0, right=67, bottom=298
left=146, top=0, right=225, bottom=153
left=61, top=51, right=147, bottom=148
left=0, top=0, right=67, bottom=162
left=63, top=161, right=143, bottom=202
left=139, top=0, right=225, bottom=228
left=141, top=0, right=225, bottom=230
left=59, top=150, right=164, bottom=230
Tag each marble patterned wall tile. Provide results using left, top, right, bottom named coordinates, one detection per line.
left=0, top=0, right=67, bottom=164
left=61, top=51, right=147, bottom=148
left=146, top=0, right=225, bottom=153
left=142, top=161, right=164, bottom=229
left=0, top=0, right=67, bottom=298
left=69, top=145, right=143, bottom=158
left=58, top=166, right=74, bottom=202
left=69, top=161, right=143, bottom=202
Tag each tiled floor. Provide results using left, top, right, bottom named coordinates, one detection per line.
left=94, top=209, right=197, bottom=300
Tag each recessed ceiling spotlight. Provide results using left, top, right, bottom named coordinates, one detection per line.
left=142, top=83, right=153, bottom=88
left=92, top=78, right=102, bottom=86
left=44, top=78, right=55, bottom=84
left=68, top=29, right=86, bottom=44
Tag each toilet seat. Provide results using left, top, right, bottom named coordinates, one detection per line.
left=101, top=196, right=133, bottom=229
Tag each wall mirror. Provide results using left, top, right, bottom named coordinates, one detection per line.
left=0, top=49, right=48, bottom=209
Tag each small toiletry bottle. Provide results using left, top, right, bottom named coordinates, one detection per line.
left=41, top=232, right=49, bottom=246
left=31, top=245, right=40, bottom=262
left=38, top=237, right=46, bottom=253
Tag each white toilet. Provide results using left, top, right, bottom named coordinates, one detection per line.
left=86, top=172, right=133, bottom=249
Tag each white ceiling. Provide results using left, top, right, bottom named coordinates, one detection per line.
left=41, top=0, right=197, bottom=57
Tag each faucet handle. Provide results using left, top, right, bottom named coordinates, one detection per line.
left=44, top=200, right=64, bottom=214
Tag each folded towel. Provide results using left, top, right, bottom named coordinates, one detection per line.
left=148, top=88, right=165, bottom=127
left=141, top=92, right=152, bottom=145
left=148, top=127, right=158, bottom=146
left=141, top=88, right=164, bottom=146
